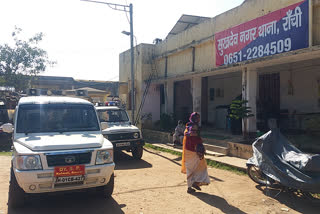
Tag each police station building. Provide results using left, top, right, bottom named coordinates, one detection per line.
left=119, top=0, right=320, bottom=134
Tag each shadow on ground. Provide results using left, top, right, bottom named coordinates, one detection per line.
left=114, top=151, right=152, bottom=170
left=0, top=135, right=12, bottom=151
left=114, top=183, right=186, bottom=196
left=193, top=192, right=247, bottom=214
left=144, top=148, right=180, bottom=167
left=8, top=191, right=125, bottom=214
left=144, top=148, right=224, bottom=182
left=255, top=185, right=320, bottom=214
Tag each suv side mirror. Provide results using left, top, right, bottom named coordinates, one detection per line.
left=2, top=123, right=13, bottom=133
left=101, top=122, right=108, bottom=130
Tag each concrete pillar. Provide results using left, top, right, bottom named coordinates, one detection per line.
left=192, top=76, right=202, bottom=114
left=242, top=67, right=257, bottom=133
left=165, top=79, right=174, bottom=114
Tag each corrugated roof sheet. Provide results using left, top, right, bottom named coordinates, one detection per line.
left=166, top=14, right=210, bottom=39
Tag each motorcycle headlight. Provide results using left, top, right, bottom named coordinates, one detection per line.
left=96, top=149, right=113, bottom=165
left=16, top=155, right=42, bottom=170
left=133, top=132, right=139, bottom=139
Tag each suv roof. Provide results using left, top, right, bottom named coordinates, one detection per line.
left=18, top=96, right=92, bottom=105
left=95, top=106, right=120, bottom=110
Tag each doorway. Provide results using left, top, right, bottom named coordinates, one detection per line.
left=257, top=73, right=280, bottom=130
left=174, top=80, right=193, bottom=122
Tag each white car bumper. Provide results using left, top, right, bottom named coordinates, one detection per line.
left=14, top=163, right=115, bottom=193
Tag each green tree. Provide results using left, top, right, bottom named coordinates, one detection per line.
left=0, top=27, right=56, bottom=92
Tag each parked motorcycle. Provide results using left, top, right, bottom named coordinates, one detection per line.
left=247, top=128, right=320, bottom=201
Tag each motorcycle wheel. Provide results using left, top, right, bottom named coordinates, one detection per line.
left=247, top=165, right=270, bottom=186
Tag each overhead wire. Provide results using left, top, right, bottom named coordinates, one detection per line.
left=124, top=0, right=131, bottom=24
left=105, top=75, right=119, bottom=81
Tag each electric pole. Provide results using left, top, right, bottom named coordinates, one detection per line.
left=81, top=0, right=135, bottom=123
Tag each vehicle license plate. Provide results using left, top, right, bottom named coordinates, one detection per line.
left=54, top=165, right=85, bottom=177
left=55, top=175, right=85, bottom=184
left=116, top=142, right=130, bottom=147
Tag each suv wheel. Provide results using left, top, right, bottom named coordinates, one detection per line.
left=97, top=173, right=114, bottom=198
left=8, top=167, right=26, bottom=208
left=132, top=146, right=143, bottom=160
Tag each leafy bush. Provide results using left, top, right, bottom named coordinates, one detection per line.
left=229, top=99, right=254, bottom=136
left=229, top=100, right=254, bottom=120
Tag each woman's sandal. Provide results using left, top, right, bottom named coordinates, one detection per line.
left=187, top=187, right=195, bottom=193
left=192, top=183, right=201, bottom=191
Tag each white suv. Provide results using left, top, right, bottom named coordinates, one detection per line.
left=2, top=96, right=115, bottom=208
left=96, top=106, right=144, bottom=159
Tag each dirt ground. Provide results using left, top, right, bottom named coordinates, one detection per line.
left=0, top=149, right=318, bottom=214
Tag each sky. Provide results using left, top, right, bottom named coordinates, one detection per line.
left=0, top=0, right=244, bottom=81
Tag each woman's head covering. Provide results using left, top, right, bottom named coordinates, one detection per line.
left=185, top=112, right=200, bottom=136
left=189, top=112, right=200, bottom=124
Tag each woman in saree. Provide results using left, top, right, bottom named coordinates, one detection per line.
left=181, top=112, right=210, bottom=193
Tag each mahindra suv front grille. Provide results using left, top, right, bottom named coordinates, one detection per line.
left=46, top=152, right=92, bottom=167
left=104, top=132, right=139, bottom=141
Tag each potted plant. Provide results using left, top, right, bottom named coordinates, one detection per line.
left=229, top=99, right=254, bottom=137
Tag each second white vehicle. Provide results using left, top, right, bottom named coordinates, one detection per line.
left=96, top=106, right=144, bottom=159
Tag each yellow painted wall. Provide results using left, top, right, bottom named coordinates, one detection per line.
left=119, top=51, right=131, bottom=84
left=119, top=44, right=154, bottom=83
left=155, top=58, right=166, bottom=78
left=167, top=49, right=193, bottom=76
left=119, top=44, right=155, bottom=121
left=313, top=1, right=320, bottom=45
left=195, top=41, right=215, bottom=72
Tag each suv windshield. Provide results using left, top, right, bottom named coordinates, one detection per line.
left=16, top=104, right=100, bottom=133
left=97, top=109, right=129, bottom=122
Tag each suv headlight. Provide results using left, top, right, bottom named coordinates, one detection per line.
left=133, top=132, right=139, bottom=139
left=96, top=149, right=113, bottom=165
left=16, top=155, right=42, bottom=170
